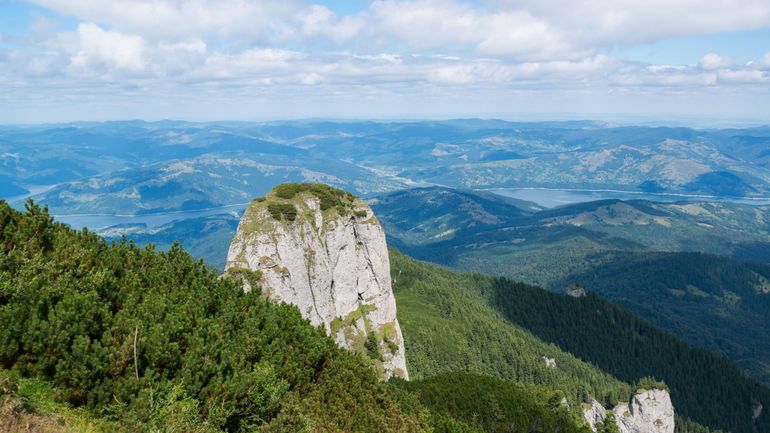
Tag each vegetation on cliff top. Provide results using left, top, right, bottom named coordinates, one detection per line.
left=250, top=183, right=366, bottom=224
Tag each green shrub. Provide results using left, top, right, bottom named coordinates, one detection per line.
left=399, top=372, right=592, bottom=433
left=266, top=202, right=297, bottom=221
left=226, top=266, right=263, bottom=292
left=635, top=377, right=669, bottom=392
left=365, top=334, right=382, bottom=361
left=597, top=414, right=621, bottom=433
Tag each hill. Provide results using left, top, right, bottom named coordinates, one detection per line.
left=372, top=187, right=770, bottom=385
left=390, top=250, right=770, bottom=433
left=556, top=251, right=770, bottom=384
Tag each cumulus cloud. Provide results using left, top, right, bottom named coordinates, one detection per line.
left=699, top=52, right=733, bottom=70
left=68, top=23, right=146, bottom=74
left=718, top=69, right=767, bottom=84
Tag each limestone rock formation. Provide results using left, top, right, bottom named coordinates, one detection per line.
left=583, top=399, right=607, bottom=430
left=225, top=183, right=409, bottom=379
left=584, top=389, right=675, bottom=433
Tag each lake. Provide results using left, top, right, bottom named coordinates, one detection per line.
left=484, top=187, right=770, bottom=208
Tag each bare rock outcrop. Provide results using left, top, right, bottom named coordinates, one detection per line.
left=225, top=183, right=408, bottom=379
left=584, top=389, right=674, bottom=433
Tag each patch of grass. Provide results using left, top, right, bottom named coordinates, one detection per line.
left=225, top=266, right=263, bottom=293
left=0, top=368, right=118, bottom=433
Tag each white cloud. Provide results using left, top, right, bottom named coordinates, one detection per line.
left=69, top=23, right=146, bottom=73
left=3, top=0, right=769, bottom=122
left=493, top=0, right=770, bottom=46
left=699, top=52, right=733, bottom=70
left=29, top=0, right=302, bottom=43
left=199, top=48, right=304, bottom=78
left=718, top=69, right=767, bottom=83
left=366, top=1, right=577, bottom=61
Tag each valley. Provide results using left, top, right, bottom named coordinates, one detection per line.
left=4, top=121, right=770, bottom=432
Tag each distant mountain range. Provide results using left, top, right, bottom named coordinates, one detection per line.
left=4, top=120, right=770, bottom=217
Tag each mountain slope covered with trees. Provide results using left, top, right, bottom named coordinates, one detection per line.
left=390, top=250, right=770, bottom=433
left=0, top=200, right=595, bottom=433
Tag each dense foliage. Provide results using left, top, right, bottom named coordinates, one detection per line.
left=487, top=277, right=770, bottom=433
left=555, top=250, right=770, bottom=384
left=272, top=183, right=356, bottom=213
left=0, top=200, right=601, bottom=433
left=391, top=249, right=768, bottom=433
left=0, top=200, right=422, bottom=432
left=398, top=373, right=591, bottom=433
left=390, top=249, right=633, bottom=405
left=266, top=202, right=298, bottom=221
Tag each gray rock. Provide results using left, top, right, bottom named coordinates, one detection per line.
left=542, top=356, right=557, bottom=368
left=225, top=187, right=409, bottom=380
left=566, top=283, right=587, bottom=298
left=584, top=389, right=675, bottom=433
left=583, top=399, right=607, bottom=430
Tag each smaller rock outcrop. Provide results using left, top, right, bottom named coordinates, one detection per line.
left=584, top=389, right=675, bottom=433
left=566, top=283, right=587, bottom=298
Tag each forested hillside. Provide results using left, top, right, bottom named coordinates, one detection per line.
left=557, top=251, right=770, bottom=384
left=390, top=250, right=633, bottom=404
left=391, top=250, right=770, bottom=433
left=0, top=200, right=593, bottom=433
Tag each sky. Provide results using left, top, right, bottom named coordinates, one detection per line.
left=0, top=0, right=769, bottom=124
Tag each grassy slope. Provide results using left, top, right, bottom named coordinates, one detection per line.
left=0, top=369, right=117, bottom=433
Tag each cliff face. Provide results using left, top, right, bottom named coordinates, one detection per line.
left=584, top=389, right=675, bottom=433
left=225, top=184, right=408, bottom=380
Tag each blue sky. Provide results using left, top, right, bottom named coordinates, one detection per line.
left=0, top=0, right=768, bottom=124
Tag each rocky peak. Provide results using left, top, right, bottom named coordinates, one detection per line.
left=584, top=389, right=675, bottom=433
left=225, top=183, right=409, bottom=379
